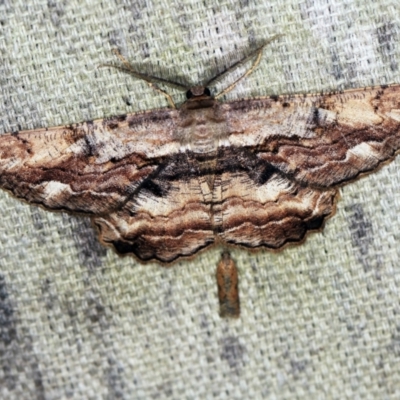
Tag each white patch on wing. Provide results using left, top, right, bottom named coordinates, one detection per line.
left=386, top=109, right=400, bottom=122
left=222, top=172, right=295, bottom=203
left=43, top=181, right=71, bottom=198
left=69, top=127, right=181, bottom=163
left=337, top=99, right=383, bottom=126
left=315, top=108, right=337, bottom=126
left=348, top=142, right=380, bottom=160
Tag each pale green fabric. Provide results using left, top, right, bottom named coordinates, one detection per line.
left=1, top=0, right=400, bottom=399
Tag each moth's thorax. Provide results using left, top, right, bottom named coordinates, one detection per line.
left=177, top=96, right=227, bottom=154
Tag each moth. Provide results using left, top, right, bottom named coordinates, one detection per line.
left=1, top=36, right=400, bottom=263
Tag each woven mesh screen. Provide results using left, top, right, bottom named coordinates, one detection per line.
left=1, top=0, right=400, bottom=398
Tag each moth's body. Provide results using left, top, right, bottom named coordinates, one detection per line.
left=216, top=251, right=240, bottom=318
left=175, top=94, right=224, bottom=195
left=178, top=94, right=225, bottom=154
left=1, top=41, right=400, bottom=263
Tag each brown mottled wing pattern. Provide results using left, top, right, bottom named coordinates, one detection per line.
left=94, top=151, right=216, bottom=262
left=0, top=109, right=213, bottom=261
left=218, top=86, right=400, bottom=249
left=1, top=85, right=400, bottom=262
left=0, top=110, right=178, bottom=213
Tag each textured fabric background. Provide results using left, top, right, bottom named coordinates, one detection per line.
left=1, top=0, right=400, bottom=399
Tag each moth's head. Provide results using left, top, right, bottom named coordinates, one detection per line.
left=186, top=86, right=212, bottom=100
left=184, top=86, right=214, bottom=109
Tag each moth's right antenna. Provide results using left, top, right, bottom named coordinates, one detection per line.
left=205, top=34, right=283, bottom=99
